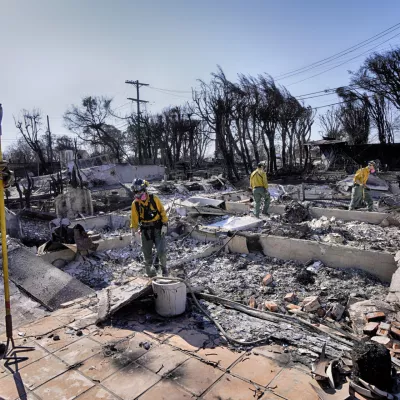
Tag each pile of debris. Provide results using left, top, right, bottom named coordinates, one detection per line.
left=185, top=251, right=388, bottom=314
left=259, top=213, right=400, bottom=252
left=61, top=239, right=213, bottom=289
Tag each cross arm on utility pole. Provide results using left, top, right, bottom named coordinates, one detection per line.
left=127, top=98, right=149, bottom=103
left=125, top=80, right=149, bottom=88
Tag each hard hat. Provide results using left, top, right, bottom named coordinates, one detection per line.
left=368, top=161, right=377, bottom=168
left=258, top=161, right=267, bottom=168
left=132, top=178, right=148, bottom=192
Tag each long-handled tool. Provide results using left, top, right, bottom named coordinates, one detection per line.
left=0, top=104, right=34, bottom=362
left=152, top=190, right=178, bottom=272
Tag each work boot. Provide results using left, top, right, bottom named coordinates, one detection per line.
left=145, top=264, right=157, bottom=278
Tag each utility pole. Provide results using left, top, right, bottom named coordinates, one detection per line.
left=125, top=80, right=149, bottom=164
left=46, top=115, right=53, bottom=173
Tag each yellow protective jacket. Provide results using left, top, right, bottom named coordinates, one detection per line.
left=353, top=166, right=370, bottom=185
left=250, top=168, right=268, bottom=189
left=130, top=194, right=168, bottom=230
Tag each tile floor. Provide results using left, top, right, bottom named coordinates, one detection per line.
left=0, top=303, right=349, bottom=400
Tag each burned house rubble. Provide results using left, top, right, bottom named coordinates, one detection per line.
left=2, top=165, right=400, bottom=400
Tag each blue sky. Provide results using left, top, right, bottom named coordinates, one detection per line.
left=1, top=0, right=400, bottom=149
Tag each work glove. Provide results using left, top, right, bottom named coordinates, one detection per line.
left=131, top=229, right=141, bottom=245
left=161, top=224, right=168, bottom=236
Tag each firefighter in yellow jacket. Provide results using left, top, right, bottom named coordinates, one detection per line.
left=130, top=178, right=169, bottom=277
left=250, top=161, right=270, bottom=218
left=348, top=161, right=376, bottom=211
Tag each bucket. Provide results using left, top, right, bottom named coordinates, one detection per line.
left=152, top=278, right=187, bottom=317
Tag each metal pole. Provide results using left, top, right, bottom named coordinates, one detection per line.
left=0, top=104, right=13, bottom=347
left=0, top=104, right=34, bottom=360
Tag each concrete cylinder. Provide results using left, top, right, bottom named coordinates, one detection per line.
left=152, top=278, right=186, bottom=317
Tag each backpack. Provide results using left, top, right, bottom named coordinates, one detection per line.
left=135, top=194, right=160, bottom=223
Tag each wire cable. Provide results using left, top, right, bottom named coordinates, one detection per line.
left=275, top=22, right=400, bottom=80
left=148, top=86, right=192, bottom=94
left=287, top=33, right=400, bottom=86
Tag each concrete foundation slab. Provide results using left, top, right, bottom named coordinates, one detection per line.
left=6, top=247, right=94, bottom=310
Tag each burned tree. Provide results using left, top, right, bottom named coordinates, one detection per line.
left=337, top=87, right=396, bottom=144
left=194, top=67, right=240, bottom=180
left=319, top=107, right=343, bottom=140
left=14, top=110, right=48, bottom=173
left=256, top=75, right=284, bottom=173
left=351, top=48, right=400, bottom=110
left=64, top=96, right=128, bottom=163
left=4, top=138, right=37, bottom=164
left=337, top=92, right=370, bottom=145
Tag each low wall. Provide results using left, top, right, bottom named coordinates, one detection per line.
left=268, top=205, right=393, bottom=225
left=259, top=235, right=396, bottom=283
left=190, top=226, right=397, bottom=283
left=71, top=213, right=130, bottom=231
left=40, top=234, right=132, bottom=265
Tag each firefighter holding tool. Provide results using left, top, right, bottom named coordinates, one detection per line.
left=130, top=178, right=169, bottom=277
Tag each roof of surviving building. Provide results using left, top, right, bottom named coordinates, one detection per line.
left=304, top=139, right=347, bottom=146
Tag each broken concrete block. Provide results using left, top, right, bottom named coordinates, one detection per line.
left=379, top=322, right=391, bottom=331
left=331, top=303, right=345, bottom=321
left=393, top=341, right=400, bottom=350
left=248, top=296, right=256, bottom=309
left=380, top=218, right=390, bottom=227
left=303, top=296, right=320, bottom=312
left=371, top=336, right=393, bottom=348
left=377, top=328, right=389, bottom=337
left=392, top=321, right=400, bottom=329
left=265, top=301, right=278, bottom=312
left=284, top=293, right=297, bottom=303
left=390, top=326, right=400, bottom=340
left=363, top=322, right=379, bottom=335
left=365, top=312, right=386, bottom=322
left=286, top=304, right=300, bottom=311
left=323, top=233, right=344, bottom=244
left=262, top=273, right=273, bottom=286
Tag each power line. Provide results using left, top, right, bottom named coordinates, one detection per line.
left=275, top=22, right=400, bottom=80
left=299, top=92, right=339, bottom=101
left=113, top=102, right=131, bottom=111
left=287, top=33, right=400, bottom=86
left=295, top=84, right=360, bottom=98
left=148, top=87, right=192, bottom=100
left=311, top=94, right=373, bottom=111
left=148, top=86, right=192, bottom=93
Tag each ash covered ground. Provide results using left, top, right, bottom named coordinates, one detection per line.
left=183, top=251, right=389, bottom=309
left=259, top=214, right=400, bottom=252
